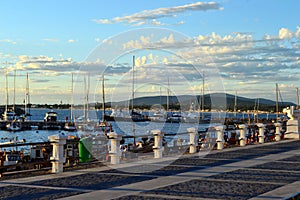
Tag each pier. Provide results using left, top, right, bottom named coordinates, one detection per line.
left=0, top=134, right=299, bottom=199
left=0, top=120, right=67, bottom=131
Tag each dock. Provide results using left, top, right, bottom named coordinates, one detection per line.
left=0, top=139, right=299, bottom=199
left=0, top=120, right=67, bottom=131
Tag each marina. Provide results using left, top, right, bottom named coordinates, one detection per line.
left=0, top=105, right=292, bottom=171
left=1, top=1, right=300, bottom=199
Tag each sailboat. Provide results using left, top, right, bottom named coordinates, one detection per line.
left=198, top=71, right=210, bottom=124
left=165, top=78, right=182, bottom=123
left=3, top=68, right=16, bottom=121
left=64, top=73, right=77, bottom=132
left=22, top=73, right=32, bottom=119
left=5, top=69, right=22, bottom=131
left=95, top=73, right=112, bottom=133
left=76, top=73, right=94, bottom=132
left=130, top=56, right=149, bottom=122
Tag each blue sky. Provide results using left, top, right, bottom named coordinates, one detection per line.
left=0, top=0, right=300, bottom=108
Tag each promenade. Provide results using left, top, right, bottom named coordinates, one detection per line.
left=1, top=139, right=300, bottom=200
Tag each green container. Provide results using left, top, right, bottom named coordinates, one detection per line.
left=79, top=137, right=93, bottom=163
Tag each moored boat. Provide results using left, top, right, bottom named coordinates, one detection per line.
left=6, top=120, right=22, bottom=132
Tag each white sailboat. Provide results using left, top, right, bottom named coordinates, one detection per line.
left=3, top=67, right=16, bottom=121
left=77, top=73, right=94, bottom=132
left=5, top=69, right=22, bottom=131
left=23, top=73, right=32, bottom=120
left=64, top=73, right=77, bottom=131
left=95, top=73, right=112, bottom=133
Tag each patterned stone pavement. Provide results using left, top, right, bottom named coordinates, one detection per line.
left=1, top=139, right=300, bottom=200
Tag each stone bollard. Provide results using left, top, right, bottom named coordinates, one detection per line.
left=152, top=129, right=164, bottom=159
left=257, top=123, right=265, bottom=144
left=216, top=125, right=225, bottom=150
left=107, top=132, right=122, bottom=165
left=275, top=123, right=282, bottom=141
left=239, top=124, right=247, bottom=147
left=48, top=134, right=67, bottom=173
left=187, top=127, right=197, bottom=154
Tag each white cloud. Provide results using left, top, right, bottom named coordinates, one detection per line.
left=93, top=1, right=222, bottom=26
left=118, top=26, right=300, bottom=93
left=295, top=26, right=300, bottom=38
left=68, top=39, right=77, bottom=43
left=42, top=38, right=59, bottom=42
left=279, top=28, right=294, bottom=39
left=0, top=39, right=17, bottom=44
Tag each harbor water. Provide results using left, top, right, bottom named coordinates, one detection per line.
left=0, top=108, right=282, bottom=146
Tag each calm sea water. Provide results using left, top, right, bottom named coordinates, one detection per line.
left=0, top=108, right=282, bottom=146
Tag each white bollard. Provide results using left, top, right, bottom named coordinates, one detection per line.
left=48, top=134, right=67, bottom=173
left=257, top=123, right=265, bottom=144
left=275, top=123, right=282, bottom=141
left=239, top=124, right=247, bottom=147
left=107, top=132, right=122, bottom=165
left=187, top=127, right=197, bottom=154
left=216, top=125, right=225, bottom=150
left=152, top=129, right=164, bottom=159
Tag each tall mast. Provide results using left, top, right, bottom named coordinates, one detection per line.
left=102, top=73, right=105, bottom=121
left=132, top=56, right=135, bottom=113
left=202, top=71, right=205, bottom=112
left=70, top=73, right=74, bottom=122
left=296, top=87, right=299, bottom=110
left=83, top=74, right=87, bottom=121
left=167, top=77, right=169, bottom=112
left=25, top=73, right=30, bottom=118
left=87, top=73, right=90, bottom=120
left=5, top=66, right=8, bottom=113
left=13, top=69, right=16, bottom=112
left=276, top=83, right=279, bottom=122
left=132, top=56, right=136, bottom=146
left=234, top=90, right=237, bottom=118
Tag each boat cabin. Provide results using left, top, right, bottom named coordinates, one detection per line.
left=44, top=111, right=57, bottom=122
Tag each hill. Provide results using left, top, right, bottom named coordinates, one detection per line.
left=102, top=93, right=295, bottom=112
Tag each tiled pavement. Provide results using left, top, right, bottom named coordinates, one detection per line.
left=1, top=139, right=300, bottom=200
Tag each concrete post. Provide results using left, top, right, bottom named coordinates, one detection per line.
left=48, top=134, right=67, bottom=173
left=257, top=123, right=265, bottom=144
left=187, top=127, right=197, bottom=154
left=216, top=125, right=225, bottom=150
left=152, top=129, right=164, bottom=159
left=107, top=132, right=122, bottom=165
left=275, top=123, right=282, bottom=141
left=239, top=124, right=247, bottom=147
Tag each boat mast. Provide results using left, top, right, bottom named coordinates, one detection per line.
left=70, top=73, right=74, bottom=122
left=87, top=73, right=90, bottom=121
left=83, top=74, right=87, bottom=121
left=25, top=73, right=31, bottom=119
left=200, top=71, right=204, bottom=119
left=5, top=65, right=8, bottom=114
left=167, top=77, right=169, bottom=112
left=202, top=71, right=205, bottom=111
left=132, top=56, right=135, bottom=113
left=276, top=83, right=279, bottom=122
left=296, top=87, right=299, bottom=110
left=13, top=69, right=16, bottom=112
left=132, top=56, right=136, bottom=146
left=102, top=73, right=105, bottom=121
left=234, top=90, right=237, bottom=118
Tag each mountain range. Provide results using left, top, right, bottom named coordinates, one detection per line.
left=103, top=93, right=295, bottom=112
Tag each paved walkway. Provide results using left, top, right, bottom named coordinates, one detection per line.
left=1, top=139, right=300, bottom=200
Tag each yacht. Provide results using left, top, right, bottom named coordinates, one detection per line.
left=44, top=111, right=57, bottom=122
left=2, top=109, right=17, bottom=121
left=6, top=120, right=22, bottom=131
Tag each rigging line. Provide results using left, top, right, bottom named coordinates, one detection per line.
left=277, top=86, right=284, bottom=106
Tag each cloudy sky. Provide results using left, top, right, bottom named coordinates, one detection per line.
left=0, top=0, right=299, bottom=106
